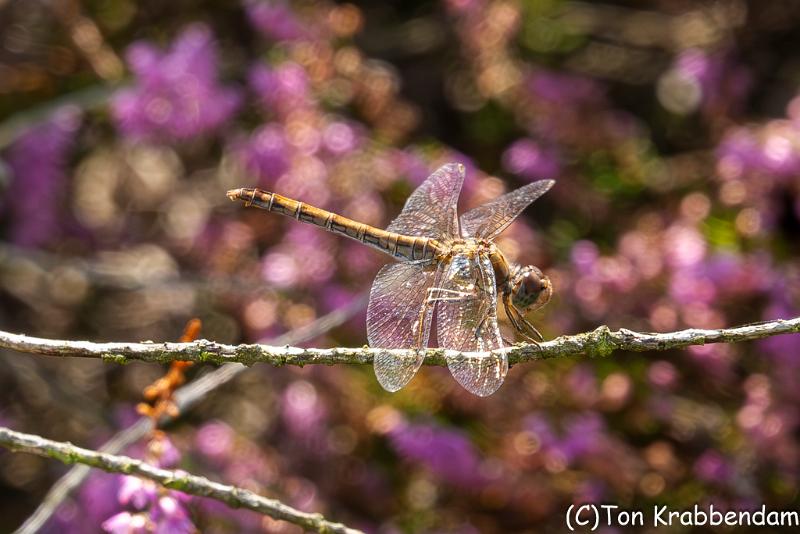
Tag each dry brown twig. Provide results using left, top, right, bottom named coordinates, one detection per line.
left=136, top=318, right=200, bottom=423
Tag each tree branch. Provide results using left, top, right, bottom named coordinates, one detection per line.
left=0, top=427, right=363, bottom=534
left=1, top=317, right=798, bottom=367
left=12, top=295, right=367, bottom=534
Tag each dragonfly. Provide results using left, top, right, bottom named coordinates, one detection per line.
left=227, top=163, right=554, bottom=396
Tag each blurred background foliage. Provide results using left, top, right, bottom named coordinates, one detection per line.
left=0, top=0, right=799, bottom=532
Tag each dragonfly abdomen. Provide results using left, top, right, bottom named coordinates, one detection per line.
left=227, top=188, right=437, bottom=262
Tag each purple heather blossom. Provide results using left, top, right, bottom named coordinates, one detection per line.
left=716, top=127, right=765, bottom=179
left=760, top=280, right=800, bottom=384
left=502, top=138, right=561, bottom=180
left=524, top=412, right=606, bottom=465
left=565, top=365, right=599, bottom=406
left=717, top=120, right=800, bottom=181
left=527, top=70, right=603, bottom=106
left=152, top=496, right=194, bottom=534
left=694, top=450, right=733, bottom=484
left=663, top=225, right=706, bottom=269
left=559, top=413, right=606, bottom=463
left=69, top=472, right=121, bottom=530
left=249, top=62, right=312, bottom=116
left=594, top=255, right=638, bottom=293
left=668, top=266, right=716, bottom=306
left=109, top=477, right=195, bottom=533
left=759, top=121, right=800, bottom=177
left=262, top=225, right=335, bottom=288
left=524, top=414, right=559, bottom=451
left=669, top=253, right=771, bottom=306
left=273, top=161, right=331, bottom=206
left=118, top=476, right=157, bottom=510
left=244, top=0, right=307, bottom=42
left=570, top=240, right=600, bottom=275
left=648, top=361, right=678, bottom=389
left=668, top=48, right=751, bottom=115
left=4, top=107, right=81, bottom=247
left=112, top=24, right=240, bottom=141
left=236, top=123, right=291, bottom=184
left=102, top=511, right=149, bottom=534
left=663, top=49, right=719, bottom=115
left=391, top=150, right=433, bottom=185
left=575, top=479, right=607, bottom=504
left=702, top=253, right=771, bottom=297
left=688, top=344, right=734, bottom=381
left=340, top=241, right=382, bottom=278
left=388, top=421, right=486, bottom=488
left=322, top=120, right=362, bottom=156
left=281, top=380, right=327, bottom=437
left=320, top=282, right=360, bottom=312
left=150, top=434, right=181, bottom=469
left=104, top=433, right=193, bottom=533
left=195, top=420, right=236, bottom=460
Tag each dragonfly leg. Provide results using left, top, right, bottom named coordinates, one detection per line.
left=502, top=292, right=543, bottom=343
left=426, top=287, right=476, bottom=302
left=502, top=291, right=523, bottom=333
left=516, top=311, right=544, bottom=341
left=410, top=288, right=443, bottom=356
left=474, top=311, right=501, bottom=344
left=414, top=301, right=430, bottom=353
left=404, top=259, right=436, bottom=267
left=411, top=284, right=472, bottom=353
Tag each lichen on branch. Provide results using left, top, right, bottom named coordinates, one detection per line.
left=0, top=427, right=362, bottom=534
left=0, top=317, right=798, bottom=367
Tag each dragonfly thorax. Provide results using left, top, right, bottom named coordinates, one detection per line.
left=437, top=238, right=504, bottom=278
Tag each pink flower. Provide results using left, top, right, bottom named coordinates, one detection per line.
left=118, top=476, right=156, bottom=510
left=249, top=62, right=312, bottom=116
left=102, top=511, right=149, bottom=534
left=153, top=496, right=194, bottom=534
left=112, top=24, right=240, bottom=141
left=502, top=138, right=561, bottom=180
left=244, top=0, right=307, bottom=41
left=196, top=421, right=235, bottom=460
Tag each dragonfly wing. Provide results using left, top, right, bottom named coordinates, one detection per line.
left=435, top=253, right=507, bottom=396
left=367, top=262, right=441, bottom=392
left=387, top=163, right=464, bottom=239
left=459, top=179, right=554, bottom=241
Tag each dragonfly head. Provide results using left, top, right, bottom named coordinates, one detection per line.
left=510, top=265, right=552, bottom=314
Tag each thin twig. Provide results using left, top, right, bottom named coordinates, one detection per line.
left=13, top=295, right=367, bottom=534
left=0, top=241, right=285, bottom=293
left=1, top=317, right=798, bottom=367
left=0, top=427, right=363, bottom=534
left=0, top=85, right=118, bottom=150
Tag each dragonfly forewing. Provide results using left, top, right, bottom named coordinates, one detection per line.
left=387, top=163, right=464, bottom=240
left=367, top=262, right=441, bottom=392
left=460, top=179, right=554, bottom=240
left=436, top=252, right=507, bottom=396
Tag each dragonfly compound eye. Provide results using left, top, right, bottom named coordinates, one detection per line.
left=511, top=267, right=553, bottom=313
